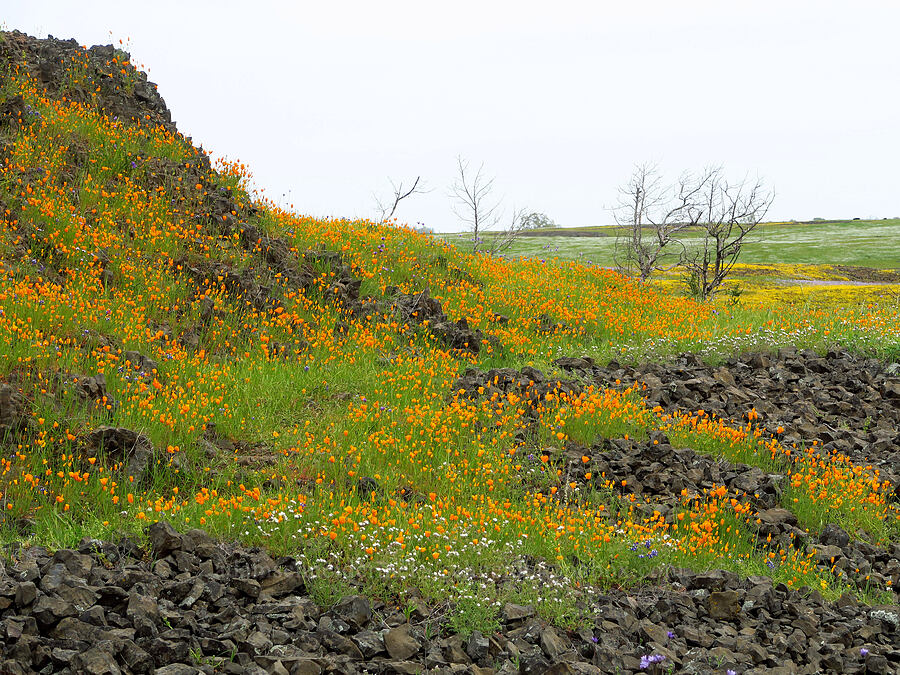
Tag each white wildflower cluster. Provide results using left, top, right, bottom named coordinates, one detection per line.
left=234, top=501, right=604, bottom=609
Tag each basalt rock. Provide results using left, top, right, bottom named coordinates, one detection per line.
left=0, top=94, right=29, bottom=130
left=559, top=348, right=900, bottom=486
left=536, top=313, right=565, bottom=335
left=452, top=366, right=580, bottom=403
left=177, top=258, right=281, bottom=313
left=54, top=372, right=118, bottom=413
left=85, top=426, right=155, bottom=483
left=239, top=225, right=312, bottom=290
left=1, top=525, right=895, bottom=674
left=0, top=383, right=30, bottom=439
left=121, top=351, right=159, bottom=383
left=0, top=31, right=173, bottom=130
left=554, top=434, right=787, bottom=512
left=392, top=289, right=497, bottom=356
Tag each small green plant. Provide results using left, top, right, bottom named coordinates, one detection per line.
left=445, top=593, right=500, bottom=639
left=402, top=600, right=419, bottom=622
left=305, top=571, right=355, bottom=609
left=683, top=270, right=703, bottom=299
left=726, top=283, right=744, bottom=306
left=423, top=621, right=440, bottom=641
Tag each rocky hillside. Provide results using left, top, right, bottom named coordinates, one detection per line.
left=0, top=30, right=899, bottom=674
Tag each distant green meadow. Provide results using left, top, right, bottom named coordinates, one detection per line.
left=444, top=219, right=900, bottom=271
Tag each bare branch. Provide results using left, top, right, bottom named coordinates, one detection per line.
left=615, top=163, right=773, bottom=296
left=679, top=169, right=774, bottom=299
left=374, top=175, right=429, bottom=224
left=450, top=157, right=503, bottom=253
left=614, top=163, right=700, bottom=280
left=481, top=207, right=530, bottom=256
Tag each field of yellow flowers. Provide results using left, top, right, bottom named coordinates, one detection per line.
left=1, top=31, right=899, bottom=631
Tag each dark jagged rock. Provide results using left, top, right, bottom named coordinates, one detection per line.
left=355, top=476, right=382, bottom=499
left=177, top=257, right=282, bottom=313
left=72, top=373, right=117, bottom=411
left=121, top=351, right=158, bottom=382
left=384, top=624, right=421, bottom=660
left=146, top=522, right=183, bottom=559
left=239, top=225, right=311, bottom=290
left=0, top=31, right=172, bottom=130
left=556, top=348, right=900, bottom=485
left=1, top=524, right=897, bottom=674
left=86, top=426, right=155, bottom=483
left=0, top=383, right=30, bottom=439
left=555, top=434, right=787, bottom=512
left=392, top=289, right=497, bottom=355
left=0, top=95, right=31, bottom=130
left=452, top=366, right=579, bottom=403
left=821, top=523, right=851, bottom=549
left=536, top=313, right=564, bottom=335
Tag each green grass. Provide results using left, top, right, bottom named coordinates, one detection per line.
left=1, top=35, right=899, bottom=636
left=463, top=219, right=900, bottom=271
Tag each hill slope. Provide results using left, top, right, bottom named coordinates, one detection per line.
left=1, top=30, right=899, bottom=674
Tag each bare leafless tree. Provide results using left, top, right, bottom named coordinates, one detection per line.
left=680, top=167, right=774, bottom=300
left=614, top=163, right=710, bottom=280
left=481, top=207, right=530, bottom=255
left=451, top=157, right=521, bottom=254
left=374, top=176, right=428, bottom=224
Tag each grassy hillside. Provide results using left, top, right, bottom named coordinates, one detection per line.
left=482, top=219, right=900, bottom=271
left=1, top=31, right=899, bottom=635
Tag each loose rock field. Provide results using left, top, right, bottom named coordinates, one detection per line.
left=2, top=521, right=899, bottom=674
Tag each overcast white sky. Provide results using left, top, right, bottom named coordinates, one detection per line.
left=5, top=1, right=899, bottom=230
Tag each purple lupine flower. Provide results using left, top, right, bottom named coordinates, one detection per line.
left=639, top=653, right=666, bottom=669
